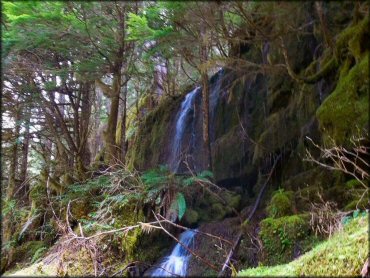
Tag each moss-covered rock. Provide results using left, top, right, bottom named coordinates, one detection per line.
left=183, top=208, right=199, bottom=226
left=224, top=192, right=242, bottom=211
left=260, top=214, right=314, bottom=265
left=266, top=190, right=295, bottom=218
left=316, top=51, right=369, bottom=145
left=127, top=95, right=183, bottom=170
left=132, top=230, right=172, bottom=265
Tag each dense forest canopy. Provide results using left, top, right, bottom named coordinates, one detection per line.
left=1, top=1, right=369, bottom=277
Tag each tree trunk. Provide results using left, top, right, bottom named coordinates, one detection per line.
left=3, top=104, right=22, bottom=268
left=119, top=81, right=127, bottom=164
left=104, top=73, right=121, bottom=164
left=79, top=81, right=92, bottom=171
left=20, top=107, right=31, bottom=200
left=200, top=25, right=212, bottom=171
left=6, top=106, right=21, bottom=200
left=201, top=72, right=212, bottom=171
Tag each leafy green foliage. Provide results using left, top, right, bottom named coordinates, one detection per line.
left=31, top=246, right=48, bottom=264
left=183, top=170, right=214, bottom=186
left=169, top=192, right=186, bottom=220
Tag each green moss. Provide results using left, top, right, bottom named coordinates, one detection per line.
left=210, top=203, right=227, bottom=221
left=267, top=190, right=294, bottom=218
left=127, top=95, right=183, bottom=170
left=70, top=199, right=91, bottom=220
left=5, top=261, right=58, bottom=276
left=260, top=214, right=312, bottom=265
left=316, top=52, right=369, bottom=145
left=344, top=195, right=369, bottom=211
left=29, top=182, right=47, bottom=207
left=239, top=214, right=368, bottom=276
left=59, top=247, right=96, bottom=276
left=12, top=241, right=47, bottom=265
left=224, top=193, right=241, bottom=211
left=345, top=179, right=363, bottom=189
left=133, top=230, right=172, bottom=264
left=212, top=126, right=246, bottom=181
left=183, top=208, right=199, bottom=226
left=336, top=17, right=369, bottom=60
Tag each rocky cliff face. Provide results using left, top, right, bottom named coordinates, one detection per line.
left=127, top=11, right=368, bottom=206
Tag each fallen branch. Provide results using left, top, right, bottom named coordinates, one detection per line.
left=156, top=213, right=233, bottom=246
left=218, top=153, right=282, bottom=277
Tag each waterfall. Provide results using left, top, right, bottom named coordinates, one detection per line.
left=169, top=87, right=200, bottom=172
left=150, top=229, right=197, bottom=277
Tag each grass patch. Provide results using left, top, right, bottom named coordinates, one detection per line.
left=238, top=212, right=368, bottom=276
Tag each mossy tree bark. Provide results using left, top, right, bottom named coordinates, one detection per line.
left=200, top=25, right=213, bottom=171
left=104, top=80, right=120, bottom=165
left=119, top=81, right=128, bottom=164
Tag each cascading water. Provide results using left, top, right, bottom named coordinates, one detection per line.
left=150, top=229, right=197, bottom=277
left=170, top=87, right=201, bottom=172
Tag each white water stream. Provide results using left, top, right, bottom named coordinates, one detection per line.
left=151, top=229, right=197, bottom=277
left=169, top=87, right=200, bottom=172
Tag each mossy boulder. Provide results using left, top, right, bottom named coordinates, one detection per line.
left=183, top=208, right=199, bottom=226
left=210, top=203, right=227, bottom=220
left=266, top=190, right=295, bottom=218
left=192, top=190, right=241, bottom=223
left=224, top=192, right=242, bottom=211
left=132, top=230, right=172, bottom=266
left=260, top=214, right=313, bottom=265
